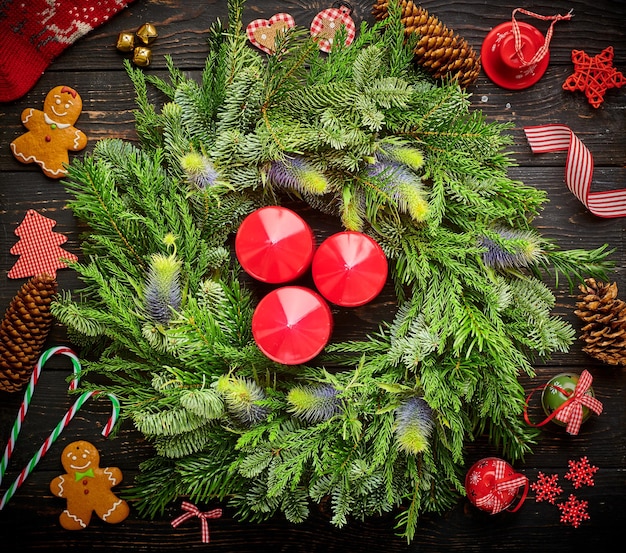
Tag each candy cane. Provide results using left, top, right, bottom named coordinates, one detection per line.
left=0, top=390, right=120, bottom=510
left=0, top=346, right=82, bottom=487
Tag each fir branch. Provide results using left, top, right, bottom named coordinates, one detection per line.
left=127, top=457, right=182, bottom=518
left=64, top=156, right=147, bottom=271
left=537, top=243, right=615, bottom=292
left=153, top=425, right=217, bottom=459
left=134, top=406, right=207, bottom=438
left=145, top=54, right=188, bottom=99
left=175, top=80, right=217, bottom=149
left=50, top=290, right=109, bottom=337
left=124, top=59, right=165, bottom=150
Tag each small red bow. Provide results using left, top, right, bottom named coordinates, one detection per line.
left=554, top=370, right=603, bottom=435
left=171, top=501, right=222, bottom=543
left=475, top=459, right=528, bottom=514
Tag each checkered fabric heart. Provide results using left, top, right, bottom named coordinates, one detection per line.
left=310, top=5, right=356, bottom=53
left=246, top=13, right=296, bottom=55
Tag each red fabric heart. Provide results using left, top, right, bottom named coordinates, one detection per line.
left=246, top=13, right=295, bottom=55
left=310, top=5, right=356, bottom=53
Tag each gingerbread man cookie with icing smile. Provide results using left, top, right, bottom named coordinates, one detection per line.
left=50, top=440, right=129, bottom=530
left=10, top=85, right=88, bottom=178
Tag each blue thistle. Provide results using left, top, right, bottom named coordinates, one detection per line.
left=267, top=156, right=328, bottom=194
left=287, top=384, right=343, bottom=423
left=378, top=143, right=425, bottom=170
left=480, top=228, right=543, bottom=269
left=394, top=397, right=434, bottom=455
left=340, top=186, right=366, bottom=231
left=216, top=375, right=270, bottom=426
left=366, top=159, right=429, bottom=222
left=144, top=252, right=182, bottom=325
left=180, top=151, right=220, bottom=188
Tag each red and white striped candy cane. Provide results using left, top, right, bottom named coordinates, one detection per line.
left=0, top=390, right=120, bottom=510
left=0, top=346, right=82, bottom=486
left=0, top=348, right=120, bottom=510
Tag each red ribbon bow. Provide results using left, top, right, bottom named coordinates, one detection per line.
left=171, top=501, right=223, bottom=543
left=474, top=459, right=529, bottom=514
left=554, top=370, right=603, bottom=435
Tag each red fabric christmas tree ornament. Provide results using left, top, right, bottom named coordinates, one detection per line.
left=0, top=0, right=135, bottom=103
left=7, top=209, right=78, bottom=279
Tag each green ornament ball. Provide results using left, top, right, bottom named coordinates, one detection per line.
left=541, top=372, right=595, bottom=427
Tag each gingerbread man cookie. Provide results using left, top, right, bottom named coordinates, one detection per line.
left=10, top=85, right=88, bottom=179
left=50, top=440, right=129, bottom=530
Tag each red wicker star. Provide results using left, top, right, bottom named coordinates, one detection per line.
left=562, top=46, right=626, bottom=108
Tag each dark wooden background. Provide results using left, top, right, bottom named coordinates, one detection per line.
left=0, top=1, right=624, bottom=551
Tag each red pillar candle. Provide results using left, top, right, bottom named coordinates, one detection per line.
left=235, top=206, right=315, bottom=284
left=252, top=286, right=333, bottom=365
left=311, top=231, right=388, bottom=307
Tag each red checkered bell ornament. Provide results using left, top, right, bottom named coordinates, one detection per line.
left=465, top=457, right=529, bottom=514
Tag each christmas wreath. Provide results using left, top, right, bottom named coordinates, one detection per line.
left=52, top=0, right=612, bottom=541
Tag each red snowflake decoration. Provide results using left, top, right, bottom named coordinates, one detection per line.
left=557, top=494, right=590, bottom=528
left=562, top=46, right=626, bottom=108
left=564, top=456, right=598, bottom=489
left=530, top=472, right=563, bottom=504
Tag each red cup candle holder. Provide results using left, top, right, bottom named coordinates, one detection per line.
left=481, top=21, right=550, bottom=90
left=235, top=206, right=315, bottom=284
left=251, top=286, right=333, bottom=365
left=465, top=457, right=529, bottom=514
left=311, top=231, right=388, bottom=307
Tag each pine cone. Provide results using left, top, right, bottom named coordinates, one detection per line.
left=0, top=274, right=57, bottom=392
left=574, top=278, right=626, bottom=366
left=373, top=0, right=481, bottom=88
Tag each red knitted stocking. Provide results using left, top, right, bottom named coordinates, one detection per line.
left=0, top=0, right=135, bottom=103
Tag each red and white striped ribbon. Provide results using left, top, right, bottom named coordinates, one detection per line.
left=511, top=8, right=573, bottom=67
left=524, top=124, right=626, bottom=218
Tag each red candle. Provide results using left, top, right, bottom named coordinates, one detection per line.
left=312, top=231, right=388, bottom=307
left=252, top=286, right=333, bottom=365
left=235, top=206, right=315, bottom=284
